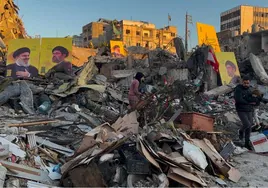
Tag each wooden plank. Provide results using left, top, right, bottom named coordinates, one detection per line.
left=0, top=160, right=51, bottom=184
left=8, top=120, right=58, bottom=127
left=2, top=163, right=40, bottom=176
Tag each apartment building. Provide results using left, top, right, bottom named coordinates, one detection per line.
left=121, top=20, right=177, bottom=51
left=82, top=22, right=112, bottom=47
left=220, top=5, right=268, bottom=35
left=82, top=19, right=177, bottom=53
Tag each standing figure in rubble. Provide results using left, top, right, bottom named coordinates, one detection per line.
left=45, top=46, right=72, bottom=79
left=7, top=47, right=38, bottom=79
left=234, top=76, right=255, bottom=150
left=128, top=72, right=145, bottom=109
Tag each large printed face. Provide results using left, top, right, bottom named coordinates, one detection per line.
left=226, top=64, right=236, bottom=77
left=114, top=46, right=120, bottom=54
left=52, top=50, right=66, bottom=63
left=16, top=52, right=30, bottom=64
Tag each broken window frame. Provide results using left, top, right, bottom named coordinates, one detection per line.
left=126, top=29, right=131, bottom=34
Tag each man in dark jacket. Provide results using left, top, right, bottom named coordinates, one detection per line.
left=234, top=76, right=255, bottom=149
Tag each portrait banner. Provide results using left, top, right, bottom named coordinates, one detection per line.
left=7, top=39, right=40, bottom=78
left=39, top=38, right=72, bottom=74
left=110, top=40, right=127, bottom=57
left=196, top=22, right=221, bottom=52
left=215, top=52, right=241, bottom=85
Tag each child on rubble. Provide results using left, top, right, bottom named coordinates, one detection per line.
left=128, top=72, right=145, bottom=110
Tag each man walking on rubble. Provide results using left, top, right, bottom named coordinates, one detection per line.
left=234, top=76, right=256, bottom=150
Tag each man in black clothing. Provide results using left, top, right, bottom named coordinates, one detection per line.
left=234, top=76, right=255, bottom=149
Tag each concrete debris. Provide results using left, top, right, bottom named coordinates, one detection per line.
left=249, top=53, right=268, bottom=84
left=0, top=44, right=267, bottom=187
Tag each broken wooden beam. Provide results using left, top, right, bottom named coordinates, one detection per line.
left=8, top=120, right=59, bottom=127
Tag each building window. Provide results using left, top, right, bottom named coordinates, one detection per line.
left=163, top=35, right=167, bottom=40
left=136, top=31, right=140, bottom=36
left=136, top=43, right=141, bottom=46
left=84, top=38, right=87, bottom=42
left=221, top=9, right=240, bottom=22
left=126, top=29, right=130, bottom=34
left=144, top=33, right=149, bottom=37
left=103, top=26, right=106, bottom=31
left=88, top=36, right=92, bottom=40
left=156, top=34, right=159, bottom=38
left=171, top=33, right=176, bottom=37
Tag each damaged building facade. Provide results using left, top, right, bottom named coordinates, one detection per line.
left=217, top=5, right=268, bottom=60
left=217, top=29, right=268, bottom=60
left=82, top=19, right=178, bottom=53
left=220, top=5, right=268, bottom=35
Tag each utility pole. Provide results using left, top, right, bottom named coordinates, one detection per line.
left=185, top=12, right=192, bottom=53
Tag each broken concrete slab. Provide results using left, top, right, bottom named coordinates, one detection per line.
left=249, top=53, right=268, bottom=84
left=35, top=136, right=74, bottom=156
left=77, top=112, right=100, bottom=128
left=167, top=69, right=189, bottom=81
left=112, top=69, right=136, bottom=79
left=204, top=85, right=234, bottom=98
left=0, top=137, right=25, bottom=158
left=0, top=160, right=52, bottom=184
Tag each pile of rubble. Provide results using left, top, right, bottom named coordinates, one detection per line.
left=0, top=46, right=267, bottom=187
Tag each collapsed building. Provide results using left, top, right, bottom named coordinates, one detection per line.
left=0, top=42, right=266, bottom=187
left=1, top=1, right=268, bottom=187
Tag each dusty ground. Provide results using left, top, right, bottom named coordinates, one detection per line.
left=228, top=152, right=268, bottom=187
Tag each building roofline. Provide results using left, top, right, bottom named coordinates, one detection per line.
left=221, top=5, right=268, bottom=15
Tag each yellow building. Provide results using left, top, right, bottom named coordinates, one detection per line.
left=82, top=19, right=178, bottom=53
left=82, top=22, right=112, bottom=48
left=221, top=5, right=268, bottom=35
left=121, top=20, right=177, bottom=53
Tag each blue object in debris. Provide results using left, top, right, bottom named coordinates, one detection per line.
left=262, top=130, right=268, bottom=136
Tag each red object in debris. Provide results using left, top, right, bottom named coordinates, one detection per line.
left=252, top=138, right=267, bottom=145
left=165, top=97, right=169, bottom=108
left=207, top=48, right=219, bottom=72
left=179, top=112, right=214, bottom=132
left=11, top=155, right=16, bottom=163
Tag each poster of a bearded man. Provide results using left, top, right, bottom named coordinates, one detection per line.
left=7, top=47, right=38, bottom=79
